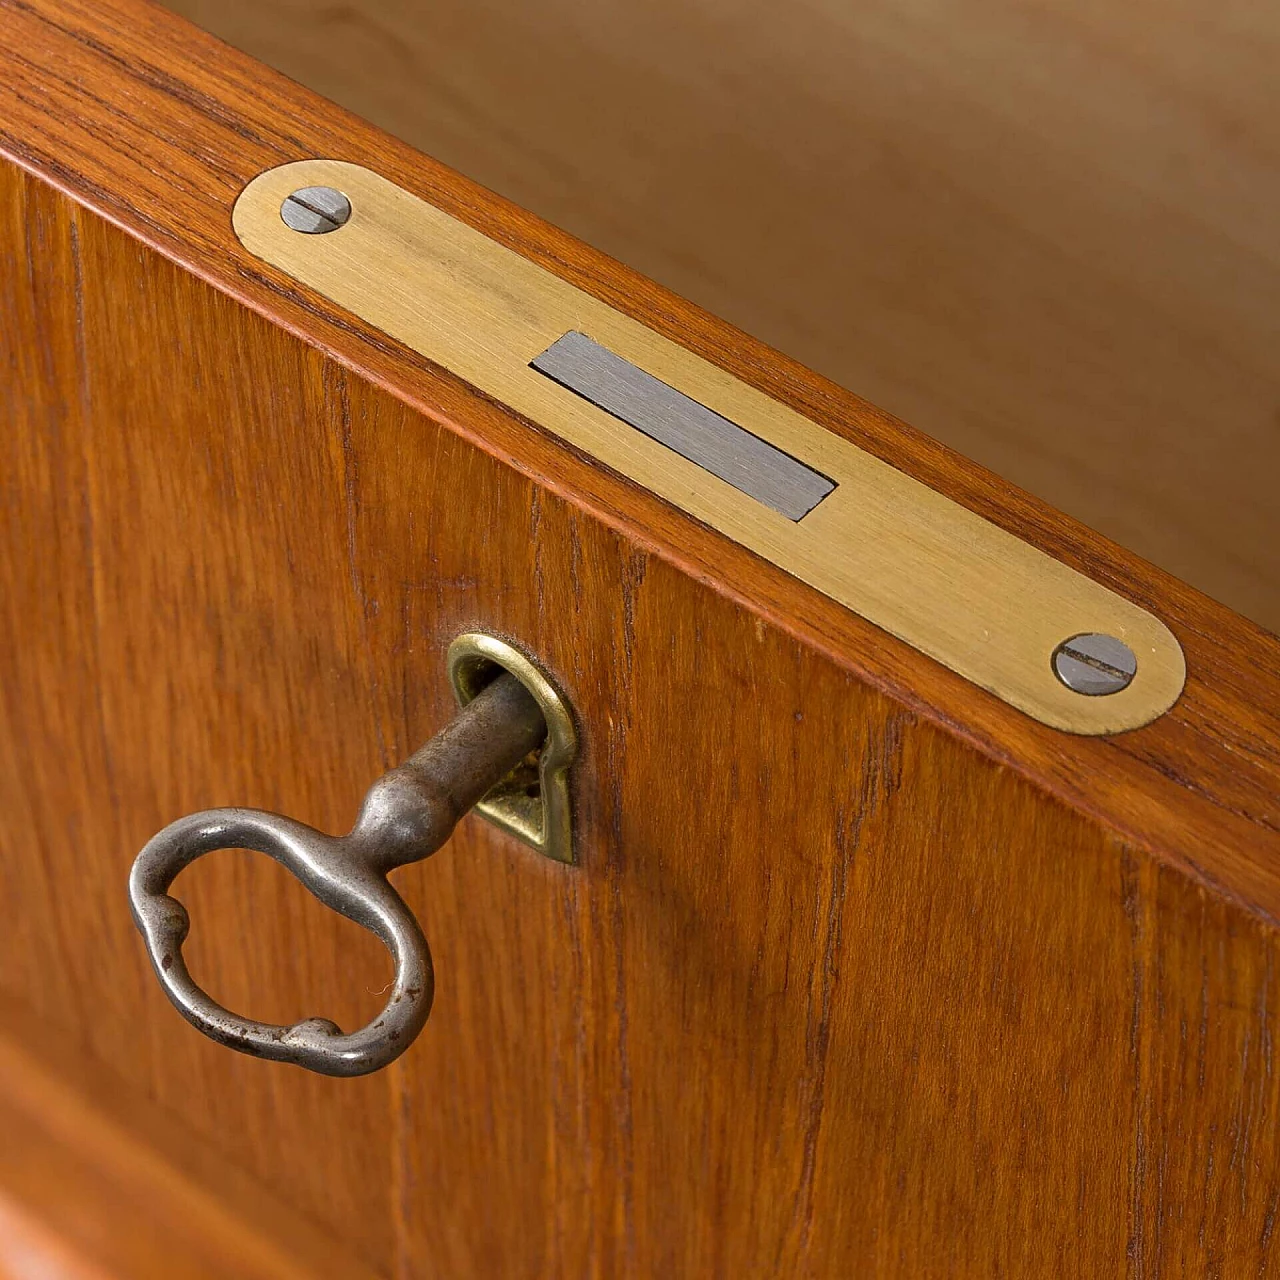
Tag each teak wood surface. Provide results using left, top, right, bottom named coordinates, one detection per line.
left=0, top=998, right=382, bottom=1280
left=0, top=0, right=1278, bottom=1275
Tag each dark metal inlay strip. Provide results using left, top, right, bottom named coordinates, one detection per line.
left=531, top=331, right=835, bottom=520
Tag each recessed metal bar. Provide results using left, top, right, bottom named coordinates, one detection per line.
left=531, top=331, right=835, bottom=521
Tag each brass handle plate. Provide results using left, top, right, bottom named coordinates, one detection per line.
left=231, top=159, right=1185, bottom=735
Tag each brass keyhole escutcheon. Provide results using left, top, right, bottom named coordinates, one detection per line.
left=447, top=633, right=577, bottom=865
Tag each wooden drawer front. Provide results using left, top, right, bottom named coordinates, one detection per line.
left=1, top=2, right=1278, bottom=1275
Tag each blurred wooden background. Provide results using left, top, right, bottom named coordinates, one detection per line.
left=163, top=0, right=1280, bottom=633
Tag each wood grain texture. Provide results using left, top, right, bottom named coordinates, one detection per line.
left=0, top=1000, right=383, bottom=1280
left=0, top=0, right=1275, bottom=918
left=159, top=0, right=1280, bottom=635
left=0, top=1, right=1278, bottom=1274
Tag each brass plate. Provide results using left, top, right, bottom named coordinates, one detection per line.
left=234, top=160, right=1186, bottom=734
